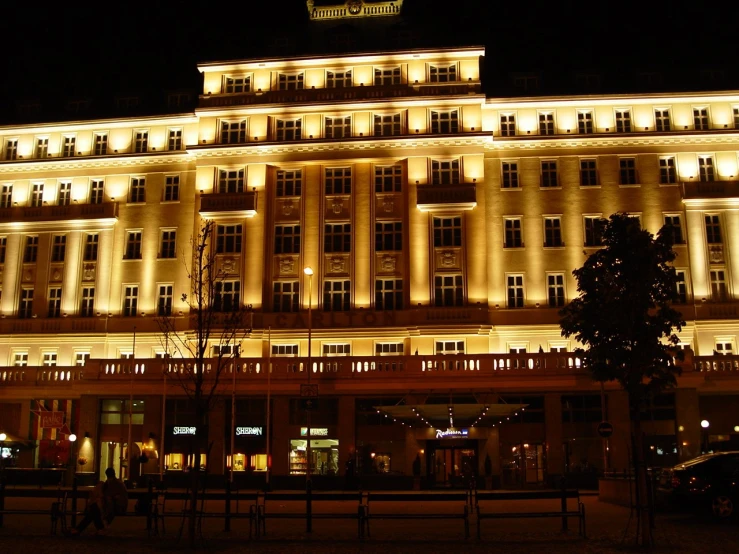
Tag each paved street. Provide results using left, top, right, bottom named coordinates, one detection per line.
left=0, top=492, right=737, bottom=553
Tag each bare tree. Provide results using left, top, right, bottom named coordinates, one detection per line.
left=157, top=219, right=252, bottom=545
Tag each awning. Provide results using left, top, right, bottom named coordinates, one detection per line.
left=373, top=403, right=527, bottom=428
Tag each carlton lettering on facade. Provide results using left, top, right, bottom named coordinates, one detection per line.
left=236, top=426, right=264, bottom=436
left=173, top=426, right=197, bottom=435
left=435, top=428, right=469, bottom=439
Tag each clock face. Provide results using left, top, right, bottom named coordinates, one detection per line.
left=348, top=0, right=362, bottom=15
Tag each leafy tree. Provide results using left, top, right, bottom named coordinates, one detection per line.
left=559, top=213, right=685, bottom=547
left=157, top=219, right=252, bottom=545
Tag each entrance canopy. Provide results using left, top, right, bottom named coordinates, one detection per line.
left=373, top=403, right=527, bottom=428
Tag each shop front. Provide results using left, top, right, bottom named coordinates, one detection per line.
left=164, top=425, right=208, bottom=472
left=289, top=427, right=339, bottom=476
left=426, top=429, right=478, bottom=488
left=228, top=425, right=268, bottom=474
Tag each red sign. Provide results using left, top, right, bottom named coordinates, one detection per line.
left=39, top=411, right=64, bottom=429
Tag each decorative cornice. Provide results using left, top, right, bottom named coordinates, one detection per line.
left=0, top=153, right=194, bottom=175
left=490, top=133, right=739, bottom=151
left=306, top=0, right=403, bottom=21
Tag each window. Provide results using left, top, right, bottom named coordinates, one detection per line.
left=325, top=167, right=351, bottom=194
left=100, top=399, right=144, bottom=424
left=159, top=230, right=177, bottom=258
left=19, top=289, right=33, bottom=318
left=513, top=75, right=539, bottom=91
left=4, top=139, right=18, bottom=160
left=619, top=158, right=637, bottom=185
left=75, top=352, right=91, bottom=366
left=164, top=175, right=179, bottom=201
left=544, top=217, right=563, bottom=247
left=125, top=231, right=142, bottom=259
left=374, top=67, right=401, bottom=86
left=578, top=111, right=594, bottom=134
left=374, top=165, right=402, bottom=192
left=376, top=342, right=404, bottom=355
left=561, top=395, right=603, bottom=423
left=734, top=107, right=739, bottom=128
left=42, top=353, right=58, bottom=366
left=504, top=218, right=523, bottom=248
left=376, top=279, right=403, bottom=310
left=276, top=169, right=302, bottom=197
left=62, top=136, right=76, bottom=157
left=431, top=159, right=460, bottom=185
left=430, top=110, right=459, bottom=134
left=500, top=113, right=516, bottom=137
left=506, top=274, right=524, bottom=308
left=375, top=222, right=402, bottom=251
left=93, top=133, right=108, bottom=155
left=221, top=120, right=247, bottom=144
left=710, top=269, right=727, bottom=301
left=693, top=107, right=710, bottom=130
left=216, top=225, right=242, bottom=254
left=48, top=287, right=62, bottom=318
left=168, top=129, right=182, bottom=151
left=715, top=341, right=735, bottom=355
left=80, top=287, right=95, bottom=317
left=324, top=280, right=351, bottom=311
left=277, top=73, right=304, bottom=90
left=327, top=70, right=352, bottom=88
left=24, top=236, right=38, bottom=263
left=548, top=273, right=565, bottom=307
left=584, top=217, right=604, bottom=246
left=580, top=159, right=598, bottom=186
left=429, top=64, right=457, bottom=82
left=659, top=157, right=677, bottom=184
left=325, top=116, right=351, bottom=139
left=84, top=234, right=99, bottom=262
left=36, top=137, right=48, bottom=158
left=275, top=225, right=301, bottom=254
left=324, top=223, right=351, bottom=252
left=30, top=183, right=44, bottom=207
left=435, top=340, right=465, bottom=355
left=663, top=215, right=684, bottom=244
left=434, top=274, right=464, bottom=306
left=655, top=109, right=671, bottom=132
left=158, top=284, right=173, bottom=316
left=224, top=75, right=251, bottom=93
left=51, top=235, right=66, bottom=262
left=539, top=112, right=555, bottom=135
left=218, top=169, right=244, bottom=193
left=13, top=352, right=28, bottom=366
left=123, top=285, right=139, bottom=316
left=615, top=110, right=632, bottom=133
left=705, top=215, right=722, bottom=243
left=323, top=344, right=351, bottom=356
left=699, top=156, right=715, bottom=182
left=1, top=184, right=12, bottom=208
left=675, top=270, right=687, bottom=303
left=134, top=131, right=148, bottom=153
left=501, top=161, right=519, bottom=188
left=0, top=237, right=5, bottom=264
left=272, top=344, right=298, bottom=357
left=374, top=113, right=401, bottom=136
left=57, top=181, right=71, bottom=206
left=129, top=177, right=146, bottom=203
left=276, top=118, right=302, bottom=141
left=273, top=281, right=299, bottom=312
left=433, top=216, right=462, bottom=247
left=541, top=160, right=558, bottom=187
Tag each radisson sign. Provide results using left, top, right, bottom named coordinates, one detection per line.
left=435, top=428, right=469, bottom=439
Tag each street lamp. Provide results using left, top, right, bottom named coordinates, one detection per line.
left=303, top=266, right=313, bottom=533
left=701, top=420, right=710, bottom=453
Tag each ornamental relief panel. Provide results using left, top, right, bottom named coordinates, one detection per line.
left=325, top=254, right=350, bottom=275
left=276, top=198, right=301, bottom=221
left=375, top=253, right=404, bottom=275
left=217, top=256, right=240, bottom=276
left=278, top=256, right=296, bottom=275
left=49, top=264, right=64, bottom=283
left=324, top=197, right=351, bottom=219
left=435, top=248, right=461, bottom=270
left=375, top=194, right=402, bottom=217
left=22, top=267, right=35, bottom=283
left=82, top=263, right=96, bottom=283
left=708, top=244, right=724, bottom=264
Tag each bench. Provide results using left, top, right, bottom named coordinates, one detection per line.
left=361, top=491, right=472, bottom=539
left=474, top=489, right=586, bottom=539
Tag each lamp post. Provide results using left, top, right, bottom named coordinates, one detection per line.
left=303, top=266, right=313, bottom=533
left=701, top=419, right=710, bottom=453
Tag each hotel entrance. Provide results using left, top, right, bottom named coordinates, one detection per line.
left=426, top=440, right=477, bottom=487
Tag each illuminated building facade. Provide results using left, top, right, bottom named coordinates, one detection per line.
left=0, top=1, right=738, bottom=488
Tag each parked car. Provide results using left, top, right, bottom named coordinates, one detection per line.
left=657, top=451, right=739, bottom=520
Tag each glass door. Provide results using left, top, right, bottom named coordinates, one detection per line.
left=524, top=444, right=545, bottom=484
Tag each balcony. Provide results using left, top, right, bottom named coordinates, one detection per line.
left=416, top=184, right=476, bottom=211
left=199, top=191, right=257, bottom=218
left=0, top=202, right=118, bottom=225
left=681, top=181, right=739, bottom=200
left=693, top=300, right=739, bottom=320
left=198, top=82, right=482, bottom=109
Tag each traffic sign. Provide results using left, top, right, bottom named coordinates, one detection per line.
left=597, top=421, right=613, bottom=438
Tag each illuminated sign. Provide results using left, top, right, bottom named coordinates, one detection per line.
left=236, top=426, right=263, bottom=436
left=300, top=427, right=329, bottom=436
left=39, top=411, right=64, bottom=429
left=435, top=428, right=469, bottom=439
left=172, top=426, right=197, bottom=436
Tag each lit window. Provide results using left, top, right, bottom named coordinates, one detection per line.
left=19, top=289, right=33, bottom=318
left=51, top=235, right=66, bottom=262
left=123, top=285, right=139, bottom=317
left=434, top=274, right=464, bottom=307
left=36, top=137, right=48, bottom=158
left=715, top=340, right=734, bottom=355
left=221, top=120, right=247, bottom=144
left=62, top=136, right=76, bottom=157
left=674, top=270, right=687, bottom=303
left=30, top=183, right=44, bottom=207
left=376, top=342, right=404, bottom=355
left=374, top=113, right=402, bottom=136
left=75, top=352, right=91, bottom=366
left=429, top=64, right=457, bottom=82
left=698, top=157, right=715, bottom=182
left=430, top=110, right=459, bottom=134
left=375, top=222, right=402, bottom=251
left=619, top=158, right=638, bottom=185
left=164, top=175, right=180, bottom=201
left=374, top=165, right=402, bottom=192
left=158, top=284, right=173, bottom=316
left=547, top=273, right=565, bottom=307
left=129, top=178, right=146, bottom=203
left=48, top=287, right=62, bottom=318
left=324, top=280, right=350, bottom=311
left=435, top=340, right=464, bottom=354
left=133, top=131, right=148, bottom=153
left=322, top=343, right=351, bottom=356
left=541, top=160, right=558, bottom=188
left=0, top=184, right=12, bottom=208
left=693, top=107, right=710, bottom=130
left=580, top=159, right=598, bottom=186
left=278, top=73, right=304, bottom=90
left=544, top=217, right=563, bottom=247
left=218, top=169, right=244, bottom=193
left=24, top=236, right=39, bottom=263
left=271, top=344, right=298, bottom=356
left=159, top=230, right=177, bottom=258
left=125, top=231, right=143, bottom=259
left=710, top=269, right=727, bottom=301
left=324, top=223, right=351, bottom=253
left=216, top=225, right=242, bottom=254
left=168, top=129, right=182, bottom=151
left=663, top=215, right=684, bottom=244
left=84, top=234, right=99, bottom=262
left=539, top=112, right=555, bottom=135
left=325, top=167, right=351, bottom=194
left=501, top=161, right=519, bottom=188
left=654, top=109, right=671, bottom=132
left=80, top=287, right=95, bottom=317
left=14, top=352, right=28, bottom=366
left=578, top=111, right=594, bottom=134
left=93, top=133, right=108, bottom=155
left=325, top=116, right=351, bottom=139
left=42, top=353, right=58, bottom=366
left=376, top=279, right=403, bottom=310
left=705, top=215, right=722, bottom=244
left=275, top=225, right=301, bottom=254
left=276, top=170, right=302, bottom=197
left=275, top=119, right=302, bottom=141
left=4, top=139, right=18, bottom=160
left=584, top=217, right=604, bottom=247
left=431, top=159, right=460, bottom=185
left=327, top=70, right=352, bottom=88
left=500, top=113, right=516, bottom=137
left=374, top=67, right=401, bottom=86
left=659, top=157, right=677, bottom=184
left=57, top=181, right=71, bottom=206
left=273, top=281, right=299, bottom=312
left=615, top=110, right=632, bottom=133
left=224, top=75, right=251, bottom=93
left=506, top=274, right=524, bottom=308
left=504, top=218, right=523, bottom=248
left=433, top=217, right=462, bottom=247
